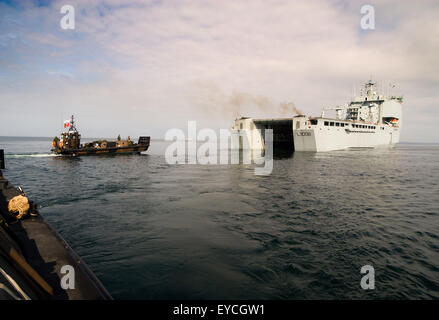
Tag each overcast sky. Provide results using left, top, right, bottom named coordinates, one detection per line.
left=0, top=0, right=438, bottom=142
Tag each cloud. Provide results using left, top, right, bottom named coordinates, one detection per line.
left=0, top=0, right=438, bottom=142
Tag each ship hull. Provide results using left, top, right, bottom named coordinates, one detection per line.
left=293, top=117, right=400, bottom=152
left=231, top=117, right=401, bottom=152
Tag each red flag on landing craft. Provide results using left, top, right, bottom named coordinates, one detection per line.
left=64, top=120, right=70, bottom=128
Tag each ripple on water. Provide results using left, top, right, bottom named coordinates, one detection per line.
left=2, top=139, right=439, bottom=299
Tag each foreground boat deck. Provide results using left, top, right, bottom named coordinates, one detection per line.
left=0, top=171, right=111, bottom=300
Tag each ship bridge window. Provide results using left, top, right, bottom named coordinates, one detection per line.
left=335, top=122, right=340, bottom=127
left=341, top=123, right=345, bottom=127
left=310, top=119, right=318, bottom=125
left=330, top=122, right=334, bottom=126
left=324, top=121, right=329, bottom=126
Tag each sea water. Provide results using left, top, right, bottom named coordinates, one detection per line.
left=1, top=136, right=438, bottom=299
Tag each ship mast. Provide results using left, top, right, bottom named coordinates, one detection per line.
left=69, top=115, right=78, bottom=133
left=365, top=79, right=376, bottom=98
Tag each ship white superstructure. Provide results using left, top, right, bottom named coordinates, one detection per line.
left=293, top=80, right=402, bottom=151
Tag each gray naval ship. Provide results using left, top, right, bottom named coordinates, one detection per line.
left=231, top=80, right=403, bottom=152
left=0, top=150, right=111, bottom=300
left=292, top=80, right=403, bottom=151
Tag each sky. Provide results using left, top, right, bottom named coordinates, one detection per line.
left=0, top=0, right=438, bottom=142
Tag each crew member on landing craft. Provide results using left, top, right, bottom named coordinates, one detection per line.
left=52, top=136, right=59, bottom=149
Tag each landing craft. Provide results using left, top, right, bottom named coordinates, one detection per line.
left=51, top=115, right=150, bottom=156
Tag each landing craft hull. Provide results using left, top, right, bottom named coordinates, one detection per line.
left=52, top=143, right=150, bottom=156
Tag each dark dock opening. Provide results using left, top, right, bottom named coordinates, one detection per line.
left=253, top=119, right=295, bottom=154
